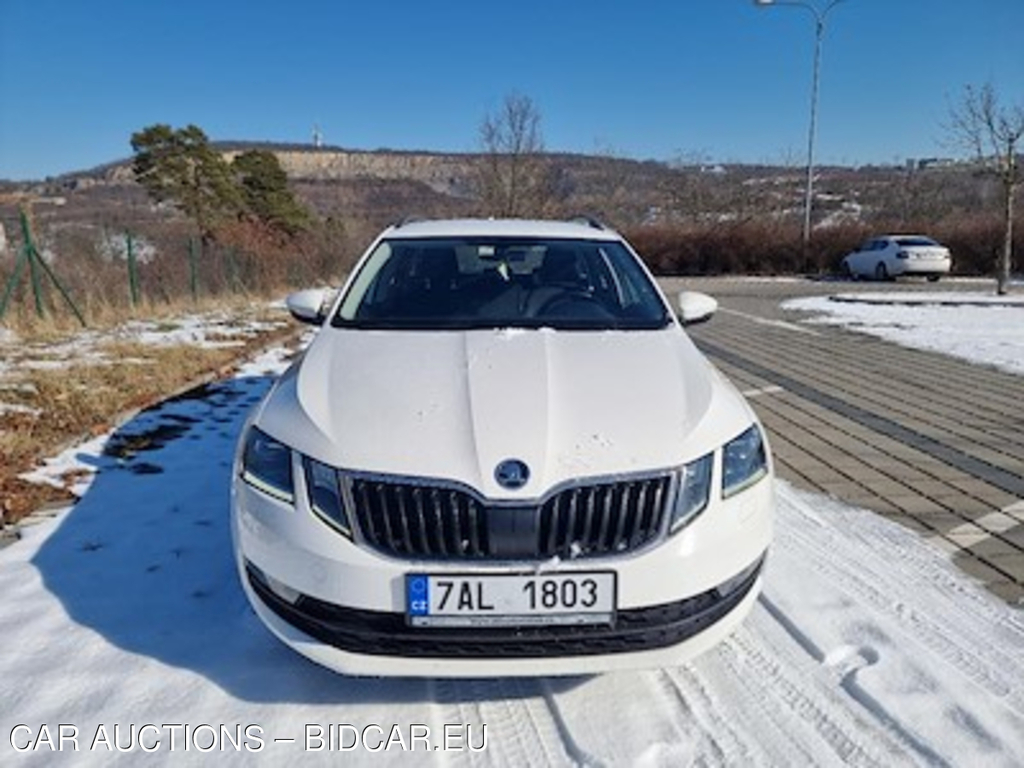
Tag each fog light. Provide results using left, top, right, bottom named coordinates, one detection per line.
left=248, top=561, right=301, bottom=605
left=715, top=556, right=764, bottom=598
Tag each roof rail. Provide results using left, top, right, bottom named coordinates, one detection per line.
left=566, top=214, right=608, bottom=231
left=392, top=215, right=429, bottom=228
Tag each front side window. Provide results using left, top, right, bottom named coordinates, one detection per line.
left=333, top=237, right=671, bottom=331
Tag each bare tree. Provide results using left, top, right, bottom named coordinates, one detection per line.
left=657, top=153, right=710, bottom=226
left=947, top=83, right=1024, bottom=294
left=476, top=93, right=562, bottom=217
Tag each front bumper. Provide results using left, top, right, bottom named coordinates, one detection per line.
left=241, top=556, right=765, bottom=677
left=247, top=554, right=763, bottom=658
left=232, top=464, right=773, bottom=677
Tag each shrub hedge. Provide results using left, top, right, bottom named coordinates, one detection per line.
left=626, top=216, right=1023, bottom=277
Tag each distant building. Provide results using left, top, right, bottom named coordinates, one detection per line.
left=907, top=157, right=957, bottom=171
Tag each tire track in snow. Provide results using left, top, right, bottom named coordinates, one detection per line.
left=538, top=679, right=605, bottom=767
left=680, top=625, right=908, bottom=768
left=773, top=484, right=1024, bottom=709
left=540, top=622, right=906, bottom=767
left=762, top=586, right=1012, bottom=767
left=429, top=678, right=576, bottom=767
left=766, top=483, right=1024, bottom=762
left=647, top=666, right=758, bottom=765
left=526, top=671, right=706, bottom=765
left=755, top=596, right=951, bottom=767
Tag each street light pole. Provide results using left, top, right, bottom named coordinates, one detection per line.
left=755, top=0, right=847, bottom=261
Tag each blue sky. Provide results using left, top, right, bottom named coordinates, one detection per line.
left=1, top=0, right=1022, bottom=180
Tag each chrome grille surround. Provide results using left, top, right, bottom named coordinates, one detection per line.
left=333, top=470, right=678, bottom=562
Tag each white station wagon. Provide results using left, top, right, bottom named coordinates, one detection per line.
left=840, top=234, right=952, bottom=281
left=231, top=218, right=774, bottom=677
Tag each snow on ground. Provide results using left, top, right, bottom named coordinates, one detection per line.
left=0, top=309, right=289, bottom=382
left=0, top=306, right=291, bottom=420
left=783, top=292, right=1024, bottom=377
left=117, top=313, right=289, bottom=349
left=1, top=299, right=1023, bottom=766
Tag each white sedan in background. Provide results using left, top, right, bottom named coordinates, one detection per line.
left=840, top=235, right=952, bottom=281
left=231, top=217, right=774, bottom=678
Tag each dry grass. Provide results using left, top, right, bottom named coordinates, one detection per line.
left=0, top=306, right=300, bottom=527
left=1, top=291, right=286, bottom=342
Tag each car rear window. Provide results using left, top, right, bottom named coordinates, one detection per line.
left=894, top=237, right=940, bottom=247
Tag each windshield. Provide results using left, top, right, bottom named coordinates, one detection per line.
left=332, top=237, right=672, bottom=331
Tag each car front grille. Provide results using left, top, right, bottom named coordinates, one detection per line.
left=347, top=473, right=674, bottom=561
left=352, top=480, right=489, bottom=559
left=537, top=476, right=671, bottom=558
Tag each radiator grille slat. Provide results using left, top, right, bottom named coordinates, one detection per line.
left=594, top=486, right=612, bottom=551
left=608, top=485, right=626, bottom=551
left=347, top=474, right=672, bottom=561
left=359, top=482, right=378, bottom=546
left=378, top=483, right=396, bottom=547
left=429, top=488, right=447, bottom=556
left=412, top=488, right=429, bottom=554
left=395, top=489, right=413, bottom=555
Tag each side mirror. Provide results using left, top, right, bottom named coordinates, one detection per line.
left=676, top=291, right=718, bottom=326
left=286, top=288, right=329, bottom=326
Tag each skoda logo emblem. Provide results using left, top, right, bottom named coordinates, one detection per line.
left=495, top=459, right=530, bottom=490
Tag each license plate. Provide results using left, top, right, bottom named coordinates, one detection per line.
left=405, top=572, right=616, bottom=627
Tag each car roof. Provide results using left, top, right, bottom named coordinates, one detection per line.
left=381, top=218, right=624, bottom=242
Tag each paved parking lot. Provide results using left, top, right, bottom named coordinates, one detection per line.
left=671, top=277, right=1024, bottom=606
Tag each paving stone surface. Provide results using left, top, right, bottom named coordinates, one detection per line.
left=667, top=277, right=1024, bottom=607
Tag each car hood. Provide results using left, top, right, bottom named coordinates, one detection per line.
left=257, top=326, right=755, bottom=500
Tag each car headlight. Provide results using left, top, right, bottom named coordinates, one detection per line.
left=303, top=457, right=352, bottom=537
left=722, top=424, right=768, bottom=498
left=671, top=453, right=713, bottom=532
left=241, top=426, right=294, bottom=503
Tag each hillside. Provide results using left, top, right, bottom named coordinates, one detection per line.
left=0, top=143, right=1010, bottom=307
left=2, top=144, right=986, bottom=242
